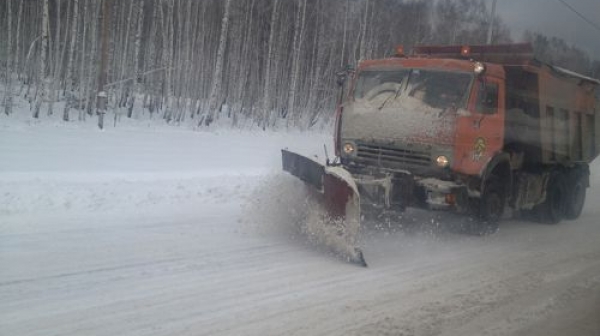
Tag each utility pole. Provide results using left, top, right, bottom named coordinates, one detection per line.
left=487, top=0, right=497, bottom=45
left=97, top=0, right=111, bottom=129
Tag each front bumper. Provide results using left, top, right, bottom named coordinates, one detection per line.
left=416, top=177, right=469, bottom=211
left=353, top=171, right=469, bottom=213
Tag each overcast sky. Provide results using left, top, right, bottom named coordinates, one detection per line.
left=495, top=0, right=600, bottom=58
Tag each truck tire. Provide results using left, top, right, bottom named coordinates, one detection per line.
left=565, top=174, right=586, bottom=220
left=537, top=173, right=567, bottom=224
left=472, top=177, right=504, bottom=234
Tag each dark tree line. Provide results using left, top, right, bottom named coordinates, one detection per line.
left=524, top=31, right=600, bottom=78
left=0, top=0, right=597, bottom=129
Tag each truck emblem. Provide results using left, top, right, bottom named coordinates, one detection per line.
left=473, top=137, right=486, bottom=161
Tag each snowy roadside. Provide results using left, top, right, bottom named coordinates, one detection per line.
left=0, top=122, right=332, bottom=225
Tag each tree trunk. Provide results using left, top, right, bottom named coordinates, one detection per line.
left=54, top=0, right=60, bottom=81
left=307, top=0, right=324, bottom=121
left=202, top=0, right=232, bottom=127
left=85, top=0, right=100, bottom=117
left=34, top=0, right=50, bottom=119
left=197, top=1, right=208, bottom=113
left=163, top=0, right=174, bottom=122
left=77, top=0, right=89, bottom=121
left=262, top=0, right=279, bottom=129
left=63, top=0, right=79, bottom=121
left=146, top=0, right=159, bottom=116
left=4, top=0, right=13, bottom=115
left=366, top=0, right=375, bottom=59
left=58, top=0, right=71, bottom=93
left=287, top=0, right=306, bottom=127
left=236, top=0, right=255, bottom=125
left=118, top=0, right=134, bottom=116
left=97, top=0, right=111, bottom=130
left=174, top=0, right=187, bottom=123
left=50, top=0, right=62, bottom=115
left=177, top=0, right=194, bottom=123
left=359, top=0, right=369, bottom=61
left=127, top=0, right=145, bottom=118
left=15, top=0, right=23, bottom=79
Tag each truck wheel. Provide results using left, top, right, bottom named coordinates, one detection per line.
left=473, top=178, right=504, bottom=234
left=538, top=174, right=567, bottom=224
left=565, top=175, right=586, bottom=220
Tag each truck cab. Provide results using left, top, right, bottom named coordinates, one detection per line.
left=334, top=44, right=599, bottom=228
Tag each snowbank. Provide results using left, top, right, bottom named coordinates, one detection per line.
left=0, top=116, right=332, bottom=225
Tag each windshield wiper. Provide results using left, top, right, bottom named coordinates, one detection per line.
left=378, top=71, right=412, bottom=110
left=378, top=84, right=403, bottom=110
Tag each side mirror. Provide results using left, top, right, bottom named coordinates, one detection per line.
left=335, top=71, right=347, bottom=87
left=336, top=65, right=355, bottom=86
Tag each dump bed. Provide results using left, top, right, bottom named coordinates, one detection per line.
left=504, top=63, right=600, bottom=165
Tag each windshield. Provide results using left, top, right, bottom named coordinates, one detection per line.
left=353, top=70, right=410, bottom=100
left=354, top=69, right=473, bottom=109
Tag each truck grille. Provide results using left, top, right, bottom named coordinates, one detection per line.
left=356, top=143, right=431, bottom=168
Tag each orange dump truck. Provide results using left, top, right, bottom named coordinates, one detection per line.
left=282, top=43, right=599, bottom=262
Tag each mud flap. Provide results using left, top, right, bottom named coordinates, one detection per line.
left=281, top=150, right=366, bottom=266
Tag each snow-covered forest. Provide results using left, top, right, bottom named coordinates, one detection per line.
left=1, top=0, right=599, bottom=129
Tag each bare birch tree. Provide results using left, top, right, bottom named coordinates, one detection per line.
left=33, top=0, right=50, bottom=119
left=77, top=0, right=89, bottom=121
left=63, top=0, right=79, bottom=121
left=202, top=0, right=232, bottom=127
left=359, top=0, right=369, bottom=61
left=287, top=0, right=307, bottom=127
left=4, top=0, right=13, bottom=115
left=49, top=0, right=63, bottom=116
left=262, top=0, right=280, bottom=129
left=84, top=0, right=99, bottom=117
left=1, top=0, right=586, bottom=130
left=97, top=0, right=111, bottom=130
left=163, top=0, right=174, bottom=122
left=127, top=0, right=144, bottom=118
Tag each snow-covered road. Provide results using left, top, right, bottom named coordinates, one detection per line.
left=1, top=126, right=600, bottom=335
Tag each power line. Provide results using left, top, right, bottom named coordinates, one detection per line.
left=555, top=0, right=600, bottom=33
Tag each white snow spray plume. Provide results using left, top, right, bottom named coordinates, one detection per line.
left=244, top=173, right=362, bottom=263
left=243, top=173, right=311, bottom=236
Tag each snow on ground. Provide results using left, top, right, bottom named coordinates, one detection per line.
left=1, top=116, right=600, bottom=335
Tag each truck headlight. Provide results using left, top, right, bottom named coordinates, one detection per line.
left=436, top=155, right=450, bottom=168
left=343, top=143, right=356, bottom=155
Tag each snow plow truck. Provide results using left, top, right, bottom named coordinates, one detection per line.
left=282, top=43, right=600, bottom=266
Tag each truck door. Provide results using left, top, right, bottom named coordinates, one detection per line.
left=453, top=76, right=505, bottom=175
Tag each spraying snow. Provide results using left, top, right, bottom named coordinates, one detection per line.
left=245, top=172, right=364, bottom=265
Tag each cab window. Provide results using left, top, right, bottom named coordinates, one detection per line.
left=477, top=81, right=499, bottom=114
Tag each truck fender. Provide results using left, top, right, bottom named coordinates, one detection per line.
left=570, top=163, right=590, bottom=188
left=480, top=152, right=512, bottom=194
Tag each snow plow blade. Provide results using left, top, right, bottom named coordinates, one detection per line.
left=281, top=149, right=366, bottom=266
